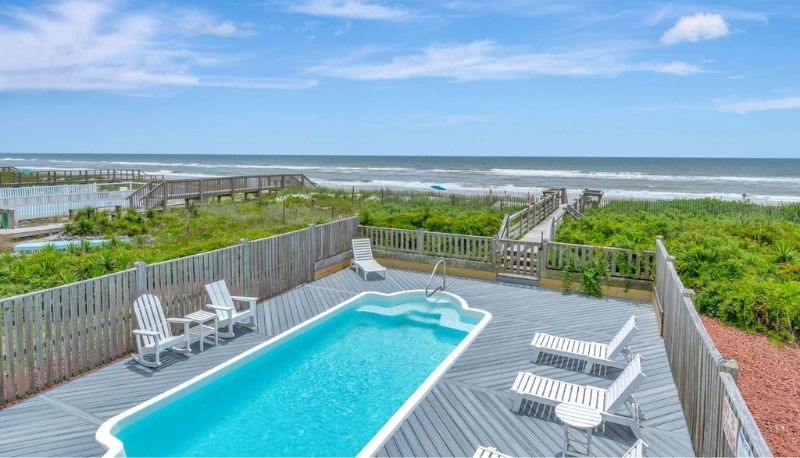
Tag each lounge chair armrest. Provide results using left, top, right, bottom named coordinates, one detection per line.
left=231, top=295, right=258, bottom=303
left=166, top=317, right=192, bottom=324
left=133, top=329, right=160, bottom=336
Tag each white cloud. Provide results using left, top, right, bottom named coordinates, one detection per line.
left=311, top=41, right=706, bottom=81
left=289, top=0, right=410, bottom=20
left=661, top=13, right=730, bottom=45
left=176, top=10, right=255, bottom=37
left=0, top=0, right=311, bottom=92
left=716, top=96, right=800, bottom=114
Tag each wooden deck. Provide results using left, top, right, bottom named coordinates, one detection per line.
left=0, top=268, right=692, bottom=457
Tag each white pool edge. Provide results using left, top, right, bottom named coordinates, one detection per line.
left=95, top=289, right=491, bottom=458
left=356, top=290, right=491, bottom=458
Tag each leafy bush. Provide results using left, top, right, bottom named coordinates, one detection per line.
left=556, top=201, right=800, bottom=341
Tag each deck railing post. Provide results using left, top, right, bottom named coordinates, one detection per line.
left=540, top=238, right=549, bottom=278
left=135, top=261, right=148, bottom=297
left=417, top=227, right=425, bottom=256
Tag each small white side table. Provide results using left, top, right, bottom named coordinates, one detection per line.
left=185, top=310, right=218, bottom=352
left=555, top=403, right=602, bottom=456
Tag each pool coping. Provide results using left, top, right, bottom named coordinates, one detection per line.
left=94, top=289, right=491, bottom=457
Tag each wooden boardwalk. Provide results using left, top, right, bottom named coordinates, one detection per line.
left=0, top=269, right=691, bottom=457
left=521, top=205, right=565, bottom=243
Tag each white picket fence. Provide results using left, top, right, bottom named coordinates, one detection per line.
left=11, top=198, right=130, bottom=221
left=0, top=184, right=99, bottom=199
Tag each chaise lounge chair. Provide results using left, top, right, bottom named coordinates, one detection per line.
left=473, top=446, right=512, bottom=458
left=205, top=279, right=258, bottom=338
left=530, top=315, right=638, bottom=374
left=351, top=238, right=386, bottom=280
left=511, top=355, right=646, bottom=438
left=132, top=294, right=192, bottom=368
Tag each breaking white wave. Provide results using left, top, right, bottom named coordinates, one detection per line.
left=486, top=168, right=800, bottom=184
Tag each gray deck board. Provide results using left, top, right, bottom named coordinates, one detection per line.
left=0, top=268, right=692, bottom=457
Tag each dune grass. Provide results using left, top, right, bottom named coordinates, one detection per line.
left=0, top=187, right=517, bottom=298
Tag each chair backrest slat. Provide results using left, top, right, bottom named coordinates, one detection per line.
left=607, top=315, right=638, bottom=357
left=133, top=294, right=171, bottom=347
left=205, top=280, right=235, bottom=321
left=351, top=238, right=374, bottom=262
left=605, top=355, right=645, bottom=411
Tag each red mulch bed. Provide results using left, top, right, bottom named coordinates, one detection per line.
left=701, top=316, right=800, bottom=457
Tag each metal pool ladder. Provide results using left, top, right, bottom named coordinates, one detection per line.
left=426, top=258, right=447, bottom=297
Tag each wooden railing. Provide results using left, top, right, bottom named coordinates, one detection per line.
left=359, top=226, right=542, bottom=279
left=655, top=237, right=771, bottom=457
left=545, top=242, right=655, bottom=281
left=0, top=216, right=359, bottom=404
left=0, top=169, right=161, bottom=187
left=497, top=192, right=560, bottom=239
left=359, top=226, right=494, bottom=263
left=129, top=174, right=314, bottom=209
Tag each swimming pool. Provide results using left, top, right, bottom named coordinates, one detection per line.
left=96, top=290, right=490, bottom=457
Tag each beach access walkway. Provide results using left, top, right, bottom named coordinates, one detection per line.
left=520, top=204, right=565, bottom=243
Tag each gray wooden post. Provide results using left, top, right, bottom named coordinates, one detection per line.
left=241, top=238, right=252, bottom=293
left=539, top=238, right=549, bottom=280
left=198, top=179, right=204, bottom=204
left=417, top=227, right=425, bottom=256
left=135, top=261, right=148, bottom=297
left=719, top=359, right=740, bottom=382
left=308, top=224, right=317, bottom=278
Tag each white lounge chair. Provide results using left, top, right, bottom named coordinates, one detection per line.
left=473, top=446, right=512, bottom=458
left=132, top=294, right=192, bottom=368
left=622, top=439, right=648, bottom=458
left=205, top=280, right=258, bottom=338
left=511, top=355, right=646, bottom=438
left=351, top=238, right=386, bottom=280
left=531, top=315, right=638, bottom=374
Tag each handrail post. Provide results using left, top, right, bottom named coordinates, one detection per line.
left=417, top=227, right=424, bottom=256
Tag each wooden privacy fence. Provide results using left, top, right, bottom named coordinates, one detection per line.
left=0, top=216, right=359, bottom=403
left=654, top=237, right=771, bottom=457
left=498, top=192, right=560, bottom=239
left=545, top=242, right=655, bottom=281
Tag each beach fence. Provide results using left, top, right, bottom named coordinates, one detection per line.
left=654, top=237, right=771, bottom=457
left=0, top=216, right=359, bottom=403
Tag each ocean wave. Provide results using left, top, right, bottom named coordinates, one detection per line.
left=485, top=168, right=800, bottom=184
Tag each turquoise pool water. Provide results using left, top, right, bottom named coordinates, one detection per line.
left=114, top=293, right=479, bottom=457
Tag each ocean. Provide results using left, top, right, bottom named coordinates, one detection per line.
left=2, top=154, right=799, bottom=203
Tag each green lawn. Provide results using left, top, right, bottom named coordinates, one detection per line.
left=555, top=199, right=800, bottom=341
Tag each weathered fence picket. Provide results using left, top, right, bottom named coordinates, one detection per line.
left=655, top=237, right=771, bottom=457
left=0, top=216, right=359, bottom=404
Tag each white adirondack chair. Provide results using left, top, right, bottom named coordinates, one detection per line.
left=205, top=280, right=257, bottom=338
left=132, top=294, right=192, bottom=368
left=531, top=315, right=638, bottom=374
left=351, top=238, right=386, bottom=280
left=473, top=446, right=512, bottom=458
left=511, top=355, right=647, bottom=438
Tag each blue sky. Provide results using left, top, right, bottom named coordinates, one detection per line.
left=0, top=0, right=798, bottom=158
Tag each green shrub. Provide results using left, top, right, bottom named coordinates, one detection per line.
left=555, top=200, right=800, bottom=342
